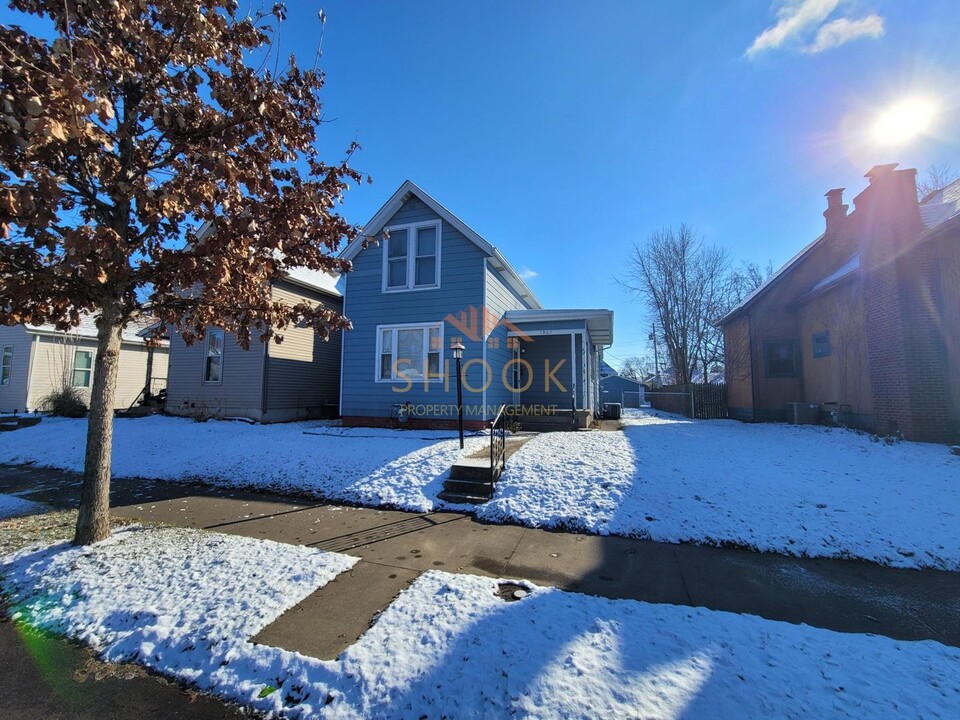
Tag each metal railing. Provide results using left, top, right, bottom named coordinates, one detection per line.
left=490, top=404, right=507, bottom=483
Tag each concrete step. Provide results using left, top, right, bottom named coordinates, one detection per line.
left=437, top=489, right=491, bottom=505
left=442, top=478, right=494, bottom=495
left=449, top=457, right=494, bottom=482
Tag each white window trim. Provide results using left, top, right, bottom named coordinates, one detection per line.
left=72, top=349, right=93, bottom=388
left=0, top=345, right=12, bottom=386
left=381, top=220, right=442, bottom=293
left=375, top=322, right=444, bottom=383
left=202, top=329, right=225, bottom=385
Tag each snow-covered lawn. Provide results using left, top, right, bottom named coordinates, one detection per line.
left=0, top=416, right=487, bottom=512
left=480, top=409, right=960, bottom=570
left=3, top=533, right=958, bottom=719
left=2, top=411, right=958, bottom=569
left=0, top=493, right=46, bottom=520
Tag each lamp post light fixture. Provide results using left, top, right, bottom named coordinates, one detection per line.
left=451, top=339, right=465, bottom=449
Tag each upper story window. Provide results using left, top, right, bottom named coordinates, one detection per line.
left=1, top=346, right=12, bottom=385
left=73, top=350, right=93, bottom=387
left=763, top=340, right=798, bottom=378
left=377, top=323, right=443, bottom=382
left=204, top=329, right=224, bottom=384
left=382, top=220, right=441, bottom=292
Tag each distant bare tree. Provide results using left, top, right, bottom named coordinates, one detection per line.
left=620, top=224, right=730, bottom=385
left=917, top=163, right=959, bottom=200
left=618, top=355, right=655, bottom=381
left=727, top=261, right=773, bottom=304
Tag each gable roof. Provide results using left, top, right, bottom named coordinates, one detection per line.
left=717, top=232, right=826, bottom=326
left=340, top=180, right=542, bottom=309
left=721, top=172, right=960, bottom=327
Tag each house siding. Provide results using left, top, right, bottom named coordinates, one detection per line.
left=0, top=325, right=32, bottom=413
left=25, top=334, right=168, bottom=411
left=263, top=280, right=343, bottom=422
left=165, top=329, right=266, bottom=420
left=341, top=196, right=488, bottom=424
left=600, top=375, right=644, bottom=407
left=483, top=261, right=534, bottom=412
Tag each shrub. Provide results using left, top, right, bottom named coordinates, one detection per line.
left=43, top=387, right=88, bottom=418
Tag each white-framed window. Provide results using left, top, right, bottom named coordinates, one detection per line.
left=1, top=345, right=12, bottom=386
left=72, top=350, right=93, bottom=388
left=203, top=329, right=225, bottom=384
left=382, top=220, right=441, bottom=292
left=376, top=323, right=443, bottom=382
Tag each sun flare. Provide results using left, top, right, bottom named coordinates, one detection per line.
left=871, top=97, right=937, bottom=145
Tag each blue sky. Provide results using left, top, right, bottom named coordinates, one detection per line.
left=8, top=1, right=959, bottom=365
left=297, top=0, right=959, bottom=365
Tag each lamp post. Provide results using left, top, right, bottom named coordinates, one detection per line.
left=451, top=339, right=465, bottom=449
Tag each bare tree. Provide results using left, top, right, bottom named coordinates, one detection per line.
left=618, top=356, right=655, bottom=381
left=620, top=225, right=730, bottom=385
left=917, top=163, right=959, bottom=200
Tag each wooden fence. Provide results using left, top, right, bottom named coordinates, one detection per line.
left=646, top=383, right=728, bottom=420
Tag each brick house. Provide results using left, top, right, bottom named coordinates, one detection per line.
left=719, top=164, right=960, bottom=443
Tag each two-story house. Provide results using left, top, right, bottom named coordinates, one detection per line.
left=339, top=181, right=613, bottom=430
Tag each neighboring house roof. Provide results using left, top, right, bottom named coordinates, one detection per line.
left=717, top=232, right=826, bottom=326
left=599, top=358, right=618, bottom=378
left=26, top=313, right=169, bottom=345
left=285, top=266, right=342, bottom=297
left=340, top=180, right=542, bottom=310
left=720, top=173, right=960, bottom=327
left=504, top=309, right=614, bottom=345
left=194, top=220, right=341, bottom=298
left=919, top=177, right=960, bottom=230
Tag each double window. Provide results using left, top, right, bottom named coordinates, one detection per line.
left=73, top=350, right=93, bottom=387
left=203, top=329, right=224, bottom=384
left=1, top=346, right=12, bottom=385
left=383, top=220, right=441, bottom=291
left=377, top=323, right=443, bottom=382
left=763, top=340, right=799, bottom=378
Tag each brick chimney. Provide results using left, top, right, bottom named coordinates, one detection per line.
left=823, top=188, right=847, bottom=235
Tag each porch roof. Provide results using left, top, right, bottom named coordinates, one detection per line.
left=504, top=309, right=614, bottom=345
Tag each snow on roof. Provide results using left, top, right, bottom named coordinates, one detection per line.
left=26, top=313, right=167, bottom=345
left=919, top=177, right=960, bottom=230
left=284, top=266, right=342, bottom=297
left=809, top=253, right=860, bottom=294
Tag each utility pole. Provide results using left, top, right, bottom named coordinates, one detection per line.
left=649, top=324, right=660, bottom=386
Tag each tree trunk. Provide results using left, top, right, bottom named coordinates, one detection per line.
left=74, top=300, right=125, bottom=545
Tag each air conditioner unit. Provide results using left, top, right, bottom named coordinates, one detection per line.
left=788, top=402, right=819, bottom=425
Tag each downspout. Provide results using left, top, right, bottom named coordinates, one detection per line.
left=259, top=340, right=269, bottom=423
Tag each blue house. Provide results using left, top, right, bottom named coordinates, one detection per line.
left=338, top=181, right=613, bottom=429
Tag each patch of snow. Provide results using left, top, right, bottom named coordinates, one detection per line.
left=478, top=409, right=960, bottom=570
left=0, top=493, right=46, bottom=520
left=5, top=537, right=958, bottom=719
left=0, top=416, right=488, bottom=513
left=1, top=526, right=357, bottom=717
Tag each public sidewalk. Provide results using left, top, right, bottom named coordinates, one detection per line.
left=3, top=462, right=958, bottom=668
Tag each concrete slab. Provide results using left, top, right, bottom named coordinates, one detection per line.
left=504, top=530, right=691, bottom=604
left=251, top=561, right=419, bottom=660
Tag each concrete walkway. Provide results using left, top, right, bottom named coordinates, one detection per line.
left=3, top=463, right=959, bottom=668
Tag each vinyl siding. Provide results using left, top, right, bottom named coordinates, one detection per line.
left=507, top=320, right=588, bottom=410
left=0, top=325, right=32, bottom=413
left=341, top=195, right=487, bottom=420
left=263, top=280, right=343, bottom=422
left=165, top=328, right=266, bottom=420
left=25, top=333, right=168, bottom=410
left=483, top=261, right=535, bottom=411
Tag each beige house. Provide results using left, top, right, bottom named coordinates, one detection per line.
left=164, top=268, right=343, bottom=423
left=0, top=315, right=169, bottom=414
